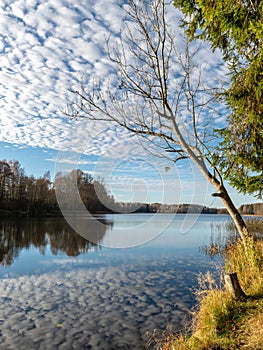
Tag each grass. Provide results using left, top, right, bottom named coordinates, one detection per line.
left=147, top=219, right=263, bottom=350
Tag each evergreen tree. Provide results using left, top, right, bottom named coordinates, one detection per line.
left=174, top=0, right=263, bottom=198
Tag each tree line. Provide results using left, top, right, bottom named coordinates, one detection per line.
left=0, top=159, right=114, bottom=216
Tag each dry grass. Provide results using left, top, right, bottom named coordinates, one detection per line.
left=146, top=328, right=192, bottom=350
left=245, top=308, right=263, bottom=349
left=224, top=237, right=263, bottom=296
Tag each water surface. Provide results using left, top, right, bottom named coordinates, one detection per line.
left=0, top=214, right=228, bottom=349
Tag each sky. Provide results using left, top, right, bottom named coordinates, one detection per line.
left=0, top=0, right=259, bottom=209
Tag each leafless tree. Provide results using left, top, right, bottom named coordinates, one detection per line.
left=67, top=0, right=249, bottom=241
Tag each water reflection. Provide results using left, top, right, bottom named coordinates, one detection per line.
left=200, top=219, right=263, bottom=258
left=199, top=222, right=239, bottom=258
left=0, top=217, right=112, bottom=266
left=0, top=214, right=226, bottom=350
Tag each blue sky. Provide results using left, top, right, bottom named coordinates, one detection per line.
left=0, top=0, right=259, bottom=208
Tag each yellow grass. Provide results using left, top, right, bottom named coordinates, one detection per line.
left=148, top=220, right=263, bottom=350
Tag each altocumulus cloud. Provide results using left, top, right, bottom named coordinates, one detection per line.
left=0, top=0, right=136, bottom=156
left=0, top=0, right=226, bottom=165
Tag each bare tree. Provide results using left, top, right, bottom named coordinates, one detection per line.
left=67, top=0, right=249, bottom=241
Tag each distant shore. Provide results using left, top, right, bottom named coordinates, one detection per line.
left=116, top=202, right=263, bottom=216
left=1, top=202, right=262, bottom=218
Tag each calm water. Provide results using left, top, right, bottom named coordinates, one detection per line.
left=0, top=214, right=229, bottom=350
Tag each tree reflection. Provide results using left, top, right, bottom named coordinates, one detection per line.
left=0, top=217, right=112, bottom=266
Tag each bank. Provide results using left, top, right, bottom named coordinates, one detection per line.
left=149, top=219, right=263, bottom=350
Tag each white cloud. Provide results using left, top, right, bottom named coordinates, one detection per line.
left=0, top=0, right=231, bottom=206
left=0, top=0, right=226, bottom=154
left=0, top=0, right=133, bottom=155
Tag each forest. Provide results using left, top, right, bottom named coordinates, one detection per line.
left=0, top=159, right=115, bottom=216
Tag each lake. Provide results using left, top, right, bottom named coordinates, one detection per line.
left=0, top=214, right=230, bottom=350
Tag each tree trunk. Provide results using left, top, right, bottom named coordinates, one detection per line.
left=219, top=185, right=249, bottom=242
left=170, top=123, right=249, bottom=243
left=187, top=154, right=249, bottom=243
left=224, top=273, right=246, bottom=300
